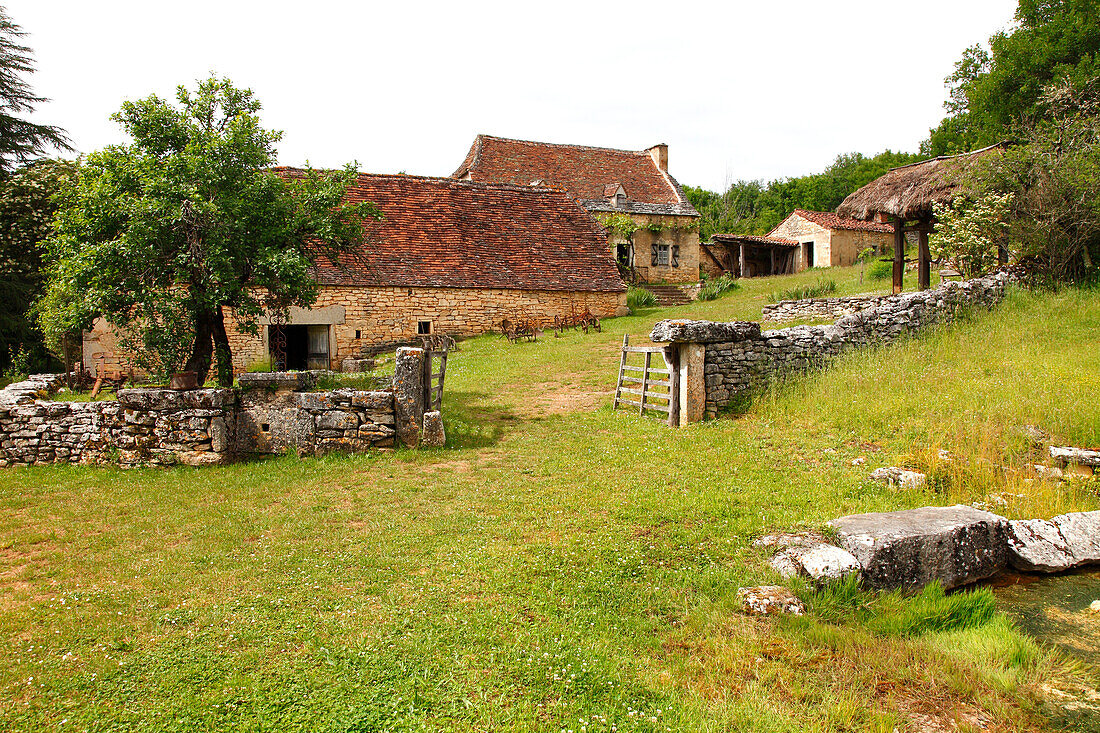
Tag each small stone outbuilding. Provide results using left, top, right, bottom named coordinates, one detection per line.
left=767, top=209, right=894, bottom=270
left=453, top=134, right=700, bottom=285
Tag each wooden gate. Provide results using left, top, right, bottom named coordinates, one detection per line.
left=613, top=335, right=679, bottom=426
left=421, top=341, right=449, bottom=412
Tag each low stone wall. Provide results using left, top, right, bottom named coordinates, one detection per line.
left=651, top=271, right=1016, bottom=421
left=0, top=348, right=432, bottom=468
left=761, top=292, right=887, bottom=323
left=0, top=388, right=235, bottom=467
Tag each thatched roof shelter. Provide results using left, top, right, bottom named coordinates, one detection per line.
left=836, top=142, right=1007, bottom=222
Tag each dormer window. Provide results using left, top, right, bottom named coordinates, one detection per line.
left=606, top=183, right=628, bottom=208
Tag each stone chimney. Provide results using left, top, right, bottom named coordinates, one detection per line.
left=648, top=143, right=668, bottom=172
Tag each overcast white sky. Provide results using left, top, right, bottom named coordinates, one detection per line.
left=10, top=0, right=1018, bottom=192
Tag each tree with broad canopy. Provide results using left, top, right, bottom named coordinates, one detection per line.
left=39, top=76, right=381, bottom=386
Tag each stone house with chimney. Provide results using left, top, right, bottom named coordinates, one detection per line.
left=767, top=209, right=893, bottom=270
left=83, top=173, right=627, bottom=376
left=453, top=135, right=700, bottom=285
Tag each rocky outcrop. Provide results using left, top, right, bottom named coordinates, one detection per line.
left=1050, top=446, right=1100, bottom=476
left=738, top=586, right=805, bottom=616
left=756, top=532, right=861, bottom=583
left=869, top=467, right=927, bottom=490
left=829, top=505, right=1009, bottom=591
left=1007, top=511, right=1100, bottom=572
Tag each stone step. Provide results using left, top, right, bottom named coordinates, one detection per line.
left=643, top=285, right=693, bottom=307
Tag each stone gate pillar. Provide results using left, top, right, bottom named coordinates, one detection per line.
left=393, top=347, right=425, bottom=448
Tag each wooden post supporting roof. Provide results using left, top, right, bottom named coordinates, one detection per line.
left=917, top=224, right=931, bottom=291
left=892, top=218, right=905, bottom=294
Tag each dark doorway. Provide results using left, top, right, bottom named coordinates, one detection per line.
left=804, top=241, right=815, bottom=269
left=269, top=325, right=329, bottom=371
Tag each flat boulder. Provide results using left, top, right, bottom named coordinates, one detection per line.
left=1006, top=511, right=1100, bottom=572
left=829, top=505, right=1009, bottom=591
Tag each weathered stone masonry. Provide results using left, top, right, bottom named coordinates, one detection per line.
left=761, top=292, right=889, bottom=323
left=0, top=349, right=434, bottom=467
left=652, top=271, right=1016, bottom=422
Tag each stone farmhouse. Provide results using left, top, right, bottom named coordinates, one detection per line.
left=452, top=135, right=701, bottom=285
left=83, top=173, right=627, bottom=376
left=768, top=209, right=894, bottom=270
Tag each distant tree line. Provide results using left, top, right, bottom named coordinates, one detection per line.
left=686, top=0, right=1100, bottom=283
left=683, top=150, right=921, bottom=241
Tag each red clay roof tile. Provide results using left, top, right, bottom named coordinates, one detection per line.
left=454, top=135, right=696, bottom=215
left=273, top=168, right=625, bottom=293
left=780, top=209, right=894, bottom=234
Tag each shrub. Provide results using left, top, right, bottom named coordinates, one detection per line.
left=698, top=274, right=740, bottom=301
left=626, top=286, right=658, bottom=313
left=867, top=259, right=893, bottom=281
left=767, top=278, right=838, bottom=303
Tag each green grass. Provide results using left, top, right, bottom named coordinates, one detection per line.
left=767, top=277, right=838, bottom=303
left=1, top=267, right=1098, bottom=731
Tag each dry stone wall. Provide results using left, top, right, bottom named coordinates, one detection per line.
left=0, top=350, right=432, bottom=468
left=762, top=292, right=888, bottom=323
left=652, top=271, right=1016, bottom=419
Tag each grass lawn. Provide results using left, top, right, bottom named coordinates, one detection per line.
left=1, top=266, right=1098, bottom=731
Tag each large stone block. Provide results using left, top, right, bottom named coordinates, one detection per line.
left=829, top=505, right=1009, bottom=591
left=393, top=347, right=425, bottom=448
left=651, top=319, right=760, bottom=344
left=421, top=411, right=445, bottom=447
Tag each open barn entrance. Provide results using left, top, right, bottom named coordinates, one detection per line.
left=269, top=325, right=330, bottom=371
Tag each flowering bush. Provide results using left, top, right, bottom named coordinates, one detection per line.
left=931, top=192, right=1013, bottom=278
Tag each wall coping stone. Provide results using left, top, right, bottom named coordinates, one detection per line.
left=650, top=319, right=760, bottom=344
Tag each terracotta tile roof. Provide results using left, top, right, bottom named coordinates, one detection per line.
left=273, top=168, right=625, bottom=293
left=453, top=134, right=698, bottom=217
left=712, top=233, right=799, bottom=247
left=779, top=209, right=894, bottom=234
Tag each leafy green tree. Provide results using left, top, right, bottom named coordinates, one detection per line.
left=926, top=0, right=1100, bottom=155
left=39, top=76, right=381, bottom=386
left=0, top=158, right=74, bottom=374
left=974, top=74, right=1100, bottom=281
left=0, top=7, right=70, bottom=173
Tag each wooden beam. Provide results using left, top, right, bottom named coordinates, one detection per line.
left=739, top=243, right=746, bottom=278
left=892, top=218, right=905, bottom=294
left=918, top=227, right=931, bottom=290
left=770, top=247, right=776, bottom=276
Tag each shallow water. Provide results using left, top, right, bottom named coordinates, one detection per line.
left=991, top=568, right=1100, bottom=669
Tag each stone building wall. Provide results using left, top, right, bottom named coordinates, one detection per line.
left=606, top=213, right=700, bottom=285
left=768, top=216, right=830, bottom=270
left=829, top=229, right=892, bottom=268
left=85, top=286, right=627, bottom=376
left=651, top=271, right=1016, bottom=420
